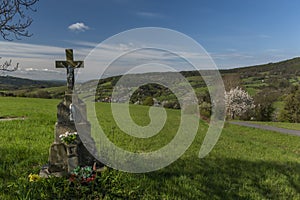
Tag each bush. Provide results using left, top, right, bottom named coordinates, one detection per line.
left=36, top=91, right=51, bottom=99
left=142, top=97, right=154, bottom=106
left=162, top=100, right=180, bottom=109
left=199, top=102, right=211, bottom=119
left=253, top=89, right=277, bottom=121
left=279, top=85, right=300, bottom=122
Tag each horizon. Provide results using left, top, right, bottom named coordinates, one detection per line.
left=2, top=55, right=299, bottom=82
left=1, top=1, right=300, bottom=80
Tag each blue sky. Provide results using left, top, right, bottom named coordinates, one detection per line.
left=1, top=0, right=300, bottom=80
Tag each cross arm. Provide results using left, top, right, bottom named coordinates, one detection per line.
left=55, top=60, right=84, bottom=69
left=73, top=61, right=84, bottom=68
left=55, top=61, right=68, bottom=68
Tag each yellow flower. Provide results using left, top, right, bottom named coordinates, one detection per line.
left=28, top=173, right=40, bottom=182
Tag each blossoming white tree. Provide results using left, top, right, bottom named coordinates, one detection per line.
left=225, top=87, right=255, bottom=119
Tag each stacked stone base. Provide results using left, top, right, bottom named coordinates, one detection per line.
left=40, top=92, right=103, bottom=178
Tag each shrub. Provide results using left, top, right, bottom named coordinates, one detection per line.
left=279, top=85, right=300, bottom=122
left=253, top=89, right=278, bottom=121
left=143, top=97, right=154, bottom=106
left=162, top=100, right=180, bottom=109
left=199, top=102, right=211, bottom=119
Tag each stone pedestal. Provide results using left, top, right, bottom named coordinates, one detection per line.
left=41, top=92, right=102, bottom=177
left=66, top=144, right=78, bottom=173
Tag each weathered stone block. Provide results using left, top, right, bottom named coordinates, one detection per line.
left=48, top=143, right=67, bottom=173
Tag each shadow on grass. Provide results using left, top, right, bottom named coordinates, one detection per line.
left=0, top=153, right=299, bottom=199
left=143, top=157, right=300, bottom=199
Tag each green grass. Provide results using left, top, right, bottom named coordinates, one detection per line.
left=244, top=83, right=268, bottom=88
left=96, top=103, right=181, bottom=152
left=0, top=97, right=300, bottom=199
left=100, top=81, right=112, bottom=87
left=245, top=87, right=259, bottom=96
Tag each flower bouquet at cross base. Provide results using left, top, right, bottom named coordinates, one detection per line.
left=59, top=131, right=78, bottom=144
left=69, top=163, right=97, bottom=184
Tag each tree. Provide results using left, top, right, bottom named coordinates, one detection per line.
left=199, top=101, right=211, bottom=119
left=0, top=0, right=38, bottom=40
left=253, top=89, right=278, bottom=121
left=143, top=96, right=154, bottom=106
left=225, top=87, right=255, bottom=120
left=0, top=0, right=38, bottom=71
left=0, top=58, right=19, bottom=71
left=279, top=85, right=300, bottom=122
left=222, top=73, right=241, bottom=91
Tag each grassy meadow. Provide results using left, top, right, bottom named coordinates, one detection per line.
left=0, top=97, right=300, bottom=199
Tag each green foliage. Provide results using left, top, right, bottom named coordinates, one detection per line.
left=199, top=102, right=211, bottom=119
left=142, top=96, right=154, bottom=106
left=31, top=90, right=51, bottom=99
left=59, top=131, right=78, bottom=144
left=0, top=76, right=64, bottom=91
left=162, top=100, right=180, bottom=109
left=4, top=171, right=140, bottom=199
left=71, top=166, right=93, bottom=180
left=253, top=89, right=278, bottom=121
left=279, top=85, right=300, bottom=122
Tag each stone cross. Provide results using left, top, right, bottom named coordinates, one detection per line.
left=56, top=49, right=84, bottom=91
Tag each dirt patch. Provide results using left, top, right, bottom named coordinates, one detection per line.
left=0, top=116, right=26, bottom=121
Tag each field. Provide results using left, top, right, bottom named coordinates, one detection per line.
left=0, top=97, right=300, bottom=199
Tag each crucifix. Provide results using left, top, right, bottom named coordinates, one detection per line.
left=56, top=49, right=84, bottom=91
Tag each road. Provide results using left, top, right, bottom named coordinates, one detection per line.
left=229, top=121, right=300, bottom=137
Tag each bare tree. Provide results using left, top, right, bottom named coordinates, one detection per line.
left=0, top=58, right=19, bottom=71
left=222, top=73, right=241, bottom=91
left=0, top=0, right=39, bottom=40
left=0, top=0, right=38, bottom=71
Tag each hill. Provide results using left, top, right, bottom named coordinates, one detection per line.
left=90, top=57, right=297, bottom=97
left=0, top=76, right=66, bottom=98
left=2, top=57, right=300, bottom=120
left=223, top=57, right=300, bottom=76
left=0, top=75, right=64, bottom=90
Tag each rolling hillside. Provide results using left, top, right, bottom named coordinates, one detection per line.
left=2, top=57, right=300, bottom=120
left=0, top=75, right=64, bottom=90
left=90, top=57, right=299, bottom=104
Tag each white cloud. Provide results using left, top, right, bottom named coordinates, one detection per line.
left=136, top=12, right=164, bottom=19
left=0, top=41, right=92, bottom=80
left=68, top=22, right=90, bottom=32
left=65, top=40, right=99, bottom=48
left=1, top=37, right=299, bottom=81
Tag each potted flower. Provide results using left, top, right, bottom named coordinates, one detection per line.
left=59, top=131, right=78, bottom=156
left=59, top=131, right=78, bottom=145
left=69, top=164, right=97, bottom=184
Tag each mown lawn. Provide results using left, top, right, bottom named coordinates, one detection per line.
left=0, top=97, right=300, bottom=199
